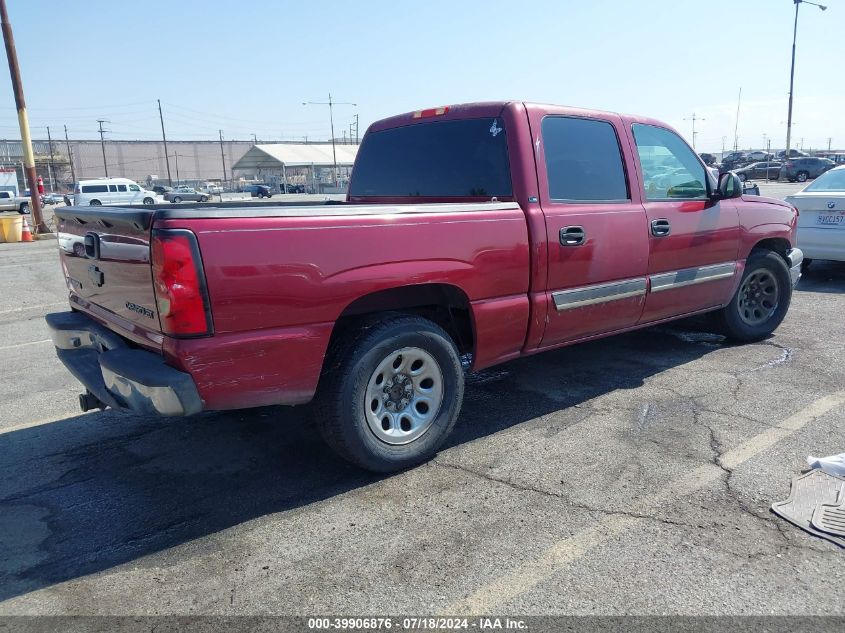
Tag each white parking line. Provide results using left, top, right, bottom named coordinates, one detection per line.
left=0, top=302, right=66, bottom=316
left=445, top=391, right=845, bottom=614
left=0, top=338, right=51, bottom=351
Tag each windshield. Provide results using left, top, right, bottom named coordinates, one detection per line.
left=349, top=117, right=512, bottom=198
left=804, top=169, right=845, bottom=191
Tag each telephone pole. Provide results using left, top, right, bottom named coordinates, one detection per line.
left=219, top=129, right=227, bottom=185
left=46, top=126, right=56, bottom=191
left=354, top=113, right=359, bottom=144
left=97, top=119, right=109, bottom=176
left=733, top=87, right=742, bottom=151
left=64, top=124, right=76, bottom=184
left=303, top=93, right=356, bottom=185
left=1, top=0, right=47, bottom=232
left=828, top=137, right=832, bottom=151
left=684, top=112, right=705, bottom=149
left=157, top=99, right=172, bottom=186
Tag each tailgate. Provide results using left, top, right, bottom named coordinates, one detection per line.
left=56, top=207, right=162, bottom=335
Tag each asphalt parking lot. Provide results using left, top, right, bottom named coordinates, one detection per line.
left=1, top=183, right=843, bottom=617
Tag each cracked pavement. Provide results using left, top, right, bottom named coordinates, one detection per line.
left=0, top=233, right=844, bottom=616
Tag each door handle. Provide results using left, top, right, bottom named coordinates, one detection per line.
left=650, top=219, right=671, bottom=237
left=560, top=225, right=586, bottom=246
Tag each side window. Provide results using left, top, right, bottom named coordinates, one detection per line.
left=108, top=185, right=118, bottom=192
left=129, top=184, right=140, bottom=191
left=0, top=192, right=9, bottom=199
left=81, top=185, right=108, bottom=193
left=117, top=184, right=127, bottom=192
left=542, top=116, right=628, bottom=201
left=633, top=124, right=708, bottom=200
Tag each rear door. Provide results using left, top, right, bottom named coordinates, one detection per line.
left=630, top=123, right=740, bottom=323
left=528, top=108, right=649, bottom=347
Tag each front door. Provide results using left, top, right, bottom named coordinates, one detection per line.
left=630, top=123, right=740, bottom=324
left=529, top=109, right=650, bottom=348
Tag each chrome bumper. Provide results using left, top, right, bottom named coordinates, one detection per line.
left=45, top=311, right=202, bottom=416
left=787, top=248, right=803, bottom=287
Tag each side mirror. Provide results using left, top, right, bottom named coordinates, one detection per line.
left=712, top=171, right=743, bottom=200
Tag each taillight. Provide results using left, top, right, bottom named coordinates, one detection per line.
left=151, top=229, right=212, bottom=337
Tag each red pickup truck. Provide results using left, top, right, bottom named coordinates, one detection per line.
left=48, top=101, right=802, bottom=472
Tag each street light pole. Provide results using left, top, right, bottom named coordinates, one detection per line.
left=303, top=93, right=356, bottom=186
left=785, top=0, right=827, bottom=160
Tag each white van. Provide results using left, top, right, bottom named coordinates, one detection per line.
left=71, top=178, right=157, bottom=206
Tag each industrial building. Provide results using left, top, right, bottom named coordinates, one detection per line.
left=232, top=143, right=359, bottom=193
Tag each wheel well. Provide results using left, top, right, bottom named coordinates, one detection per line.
left=751, top=237, right=790, bottom=262
left=333, top=284, right=474, bottom=356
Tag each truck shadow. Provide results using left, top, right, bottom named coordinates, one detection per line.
left=795, top=260, right=845, bottom=294
left=0, top=325, right=721, bottom=602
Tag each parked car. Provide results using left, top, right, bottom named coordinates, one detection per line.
left=699, top=153, right=717, bottom=166
left=283, top=184, right=305, bottom=194
left=745, top=151, right=772, bottom=162
left=72, top=178, right=157, bottom=206
left=163, top=186, right=209, bottom=203
left=776, top=149, right=808, bottom=159
left=48, top=101, right=802, bottom=472
left=152, top=185, right=172, bottom=195
left=41, top=192, right=66, bottom=205
left=722, top=151, right=747, bottom=164
left=203, top=184, right=224, bottom=195
left=785, top=165, right=845, bottom=270
left=734, top=161, right=783, bottom=181
left=779, top=157, right=836, bottom=183
left=0, top=190, right=31, bottom=214
left=242, top=184, right=273, bottom=198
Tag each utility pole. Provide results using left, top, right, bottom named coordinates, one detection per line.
left=218, top=129, right=227, bottom=186
left=684, top=112, right=704, bottom=149
left=733, top=87, right=742, bottom=151
left=827, top=137, right=832, bottom=151
left=46, top=126, right=56, bottom=191
left=721, top=135, right=727, bottom=157
left=342, top=130, right=347, bottom=145
left=251, top=133, right=257, bottom=145
left=303, top=93, right=356, bottom=186
left=157, top=99, right=172, bottom=186
left=354, top=113, right=359, bottom=144
left=64, top=124, right=76, bottom=184
left=1, top=0, right=47, bottom=232
left=97, top=119, right=109, bottom=177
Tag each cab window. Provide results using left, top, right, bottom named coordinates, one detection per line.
left=129, top=184, right=140, bottom=191
left=633, top=124, right=707, bottom=200
left=542, top=116, right=629, bottom=202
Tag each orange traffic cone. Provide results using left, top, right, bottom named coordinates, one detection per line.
left=21, top=217, right=33, bottom=242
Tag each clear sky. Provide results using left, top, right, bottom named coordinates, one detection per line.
left=0, top=0, right=841, bottom=153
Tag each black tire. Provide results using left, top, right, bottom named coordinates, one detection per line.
left=172, top=196, right=182, bottom=203
left=711, top=250, right=792, bottom=342
left=143, top=197, right=155, bottom=205
left=89, top=199, right=101, bottom=206
left=72, top=242, right=85, bottom=257
left=199, top=196, right=208, bottom=202
left=314, top=314, right=464, bottom=473
left=801, top=258, right=812, bottom=273
left=796, top=171, right=809, bottom=183
left=18, top=202, right=29, bottom=214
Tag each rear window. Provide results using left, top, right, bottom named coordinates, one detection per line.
left=81, top=185, right=108, bottom=193
left=349, top=117, right=512, bottom=198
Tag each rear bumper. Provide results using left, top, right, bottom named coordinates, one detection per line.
left=46, top=311, right=202, bottom=416
left=787, top=248, right=804, bottom=286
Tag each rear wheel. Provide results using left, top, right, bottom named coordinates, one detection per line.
left=89, top=199, right=101, bottom=206
left=314, top=314, right=464, bottom=472
left=18, top=202, right=29, bottom=214
left=172, top=196, right=182, bottom=203
left=199, top=196, right=208, bottom=202
left=796, top=171, right=809, bottom=183
left=711, top=250, right=792, bottom=342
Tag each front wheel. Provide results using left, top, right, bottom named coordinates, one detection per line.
left=796, top=171, right=809, bottom=183
left=711, top=250, right=792, bottom=342
left=172, top=196, right=182, bottom=203
left=18, top=202, right=29, bottom=214
left=143, top=197, right=155, bottom=205
left=199, top=196, right=208, bottom=202
left=314, top=314, right=464, bottom=472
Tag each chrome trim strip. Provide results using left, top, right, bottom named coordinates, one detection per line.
left=649, top=262, right=737, bottom=293
left=553, top=278, right=647, bottom=311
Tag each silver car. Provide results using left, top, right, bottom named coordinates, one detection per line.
left=785, top=165, right=845, bottom=270
left=164, top=186, right=209, bottom=203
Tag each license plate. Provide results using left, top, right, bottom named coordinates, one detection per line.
left=816, top=214, right=845, bottom=226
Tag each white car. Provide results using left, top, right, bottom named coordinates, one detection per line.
left=71, top=178, right=157, bottom=206
left=785, top=165, right=845, bottom=270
